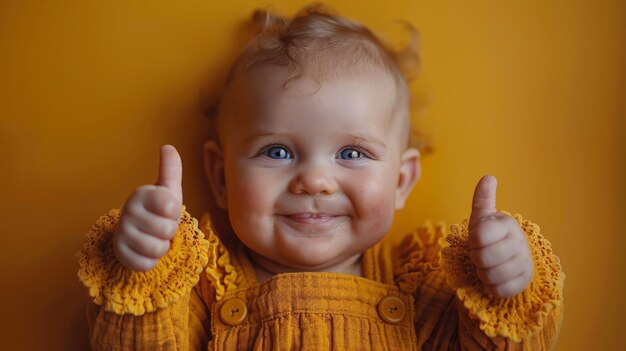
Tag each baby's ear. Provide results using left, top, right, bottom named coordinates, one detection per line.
left=203, top=140, right=228, bottom=209
left=395, top=148, right=421, bottom=210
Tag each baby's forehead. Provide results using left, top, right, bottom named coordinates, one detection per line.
left=244, top=65, right=398, bottom=102
left=217, top=66, right=410, bottom=148
left=240, top=67, right=401, bottom=118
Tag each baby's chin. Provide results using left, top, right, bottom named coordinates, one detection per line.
left=276, top=240, right=371, bottom=274
left=246, top=240, right=364, bottom=275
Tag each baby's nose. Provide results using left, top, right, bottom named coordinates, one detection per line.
left=288, top=166, right=338, bottom=196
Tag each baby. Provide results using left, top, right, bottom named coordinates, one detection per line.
left=78, top=4, right=564, bottom=350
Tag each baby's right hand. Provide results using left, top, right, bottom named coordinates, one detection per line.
left=113, top=145, right=184, bottom=272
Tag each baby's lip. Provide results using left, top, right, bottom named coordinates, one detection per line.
left=277, top=212, right=347, bottom=236
left=283, top=213, right=338, bottom=223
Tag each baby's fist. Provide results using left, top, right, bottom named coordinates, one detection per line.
left=468, top=175, right=534, bottom=298
left=113, top=145, right=183, bottom=272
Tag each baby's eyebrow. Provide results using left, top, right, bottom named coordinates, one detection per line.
left=344, top=134, right=387, bottom=149
left=242, top=131, right=386, bottom=149
left=243, top=131, right=288, bottom=144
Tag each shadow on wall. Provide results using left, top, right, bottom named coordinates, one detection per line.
left=67, top=14, right=260, bottom=351
left=67, top=295, right=90, bottom=350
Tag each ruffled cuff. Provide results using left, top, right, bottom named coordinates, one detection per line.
left=440, top=211, right=565, bottom=343
left=198, top=213, right=240, bottom=301
left=76, top=206, right=210, bottom=316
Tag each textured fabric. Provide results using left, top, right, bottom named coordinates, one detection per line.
left=77, top=209, right=564, bottom=350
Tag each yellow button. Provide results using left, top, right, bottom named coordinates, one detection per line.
left=219, top=298, right=248, bottom=326
left=377, top=295, right=406, bottom=324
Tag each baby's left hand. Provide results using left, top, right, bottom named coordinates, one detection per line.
left=467, top=175, right=534, bottom=298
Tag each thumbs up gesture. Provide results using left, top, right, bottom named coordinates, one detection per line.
left=468, top=175, right=534, bottom=298
left=113, top=145, right=183, bottom=272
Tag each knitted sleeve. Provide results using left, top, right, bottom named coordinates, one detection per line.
left=77, top=207, right=211, bottom=350
left=440, top=211, right=565, bottom=349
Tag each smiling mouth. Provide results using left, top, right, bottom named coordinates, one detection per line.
left=285, top=213, right=338, bottom=224
left=278, top=213, right=346, bottom=236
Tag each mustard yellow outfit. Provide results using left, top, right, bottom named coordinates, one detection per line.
left=77, top=208, right=564, bottom=350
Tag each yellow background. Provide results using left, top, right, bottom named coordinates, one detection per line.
left=1, top=0, right=623, bottom=349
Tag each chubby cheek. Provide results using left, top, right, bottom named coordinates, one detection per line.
left=226, top=165, right=288, bottom=246
left=225, top=165, right=279, bottom=239
left=345, top=170, right=397, bottom=238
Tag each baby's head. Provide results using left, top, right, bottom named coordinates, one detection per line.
left=204, top=4, right=423, bottom=274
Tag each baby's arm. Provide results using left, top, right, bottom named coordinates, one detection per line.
left=77, top=146, right=211, bottom=350
left=462, top=176, right=534, bottom=298
left=436, top=176, right=564, bottom=349
left=114, top=145, right=183, bottom=271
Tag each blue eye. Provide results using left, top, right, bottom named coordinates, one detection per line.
left=339, top=148, right=362, bottom=160
left=265, top=146, right=292, bottom=159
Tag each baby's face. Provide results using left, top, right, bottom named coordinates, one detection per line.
left=207, top=67, right=420, bottom=272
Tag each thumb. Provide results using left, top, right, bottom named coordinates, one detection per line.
left=469, top=175, right=497, bottom=227
left=156, top=144, right=183, bottom=204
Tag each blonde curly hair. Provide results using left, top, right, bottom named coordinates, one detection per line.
left=207, top=2, right=431, bottom=154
